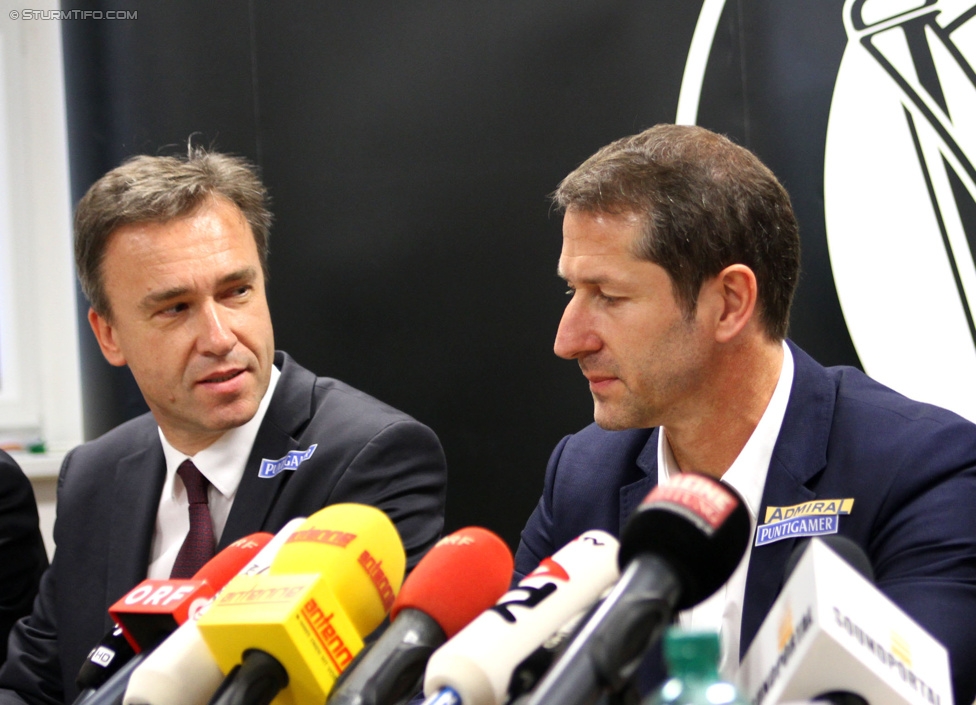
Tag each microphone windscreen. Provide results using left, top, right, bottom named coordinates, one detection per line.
left=619, top=472, right=750, bottom=609
left=193, top=533, right=274, bottom=587
left=198, top=505, right=407, bottom=703
left=269, top=503, right=406, bottom=637
left=391, top=527, right=514, bottom=639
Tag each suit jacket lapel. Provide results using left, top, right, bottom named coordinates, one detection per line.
left=619, top=428, right=659, bottom=535
left=220, top=352, right=316, bottom=548
left=739, top=341, right=835, bottom=658
left=106, top=442, right=165, bottom=613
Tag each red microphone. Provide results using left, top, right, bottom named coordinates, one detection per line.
left=109, top=533, right=274, bottom=653
left=327, top=526, right=515, bottom=705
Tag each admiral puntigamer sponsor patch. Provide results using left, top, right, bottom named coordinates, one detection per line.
left=258, top=445, right=318, bottom=478
left=756, top=499, right=854, bottom=546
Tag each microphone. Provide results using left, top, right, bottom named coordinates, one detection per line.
left=524, top=472, right=752, bottom=705
left=783, top=534, right=874, bottom=585
left=75, top=624, right=136, bottom=694
left=122, top=518, right=308, bottom=705
left=326, top=526, right=515, bottom=705
left=79, top=528, right=279, bottom=698
left=736, top=537, right=953, bottom=705
left=421, top=529, right=621, bottom=705
left=197, top=503, right=406, bottom=705
left=72, top=533, right=273, bottom=705
left=504, top=602, right=594, bottom=702
left=108, top=533, right=275, bottom=653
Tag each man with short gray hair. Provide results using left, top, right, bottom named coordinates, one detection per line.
left=0, top=148, right=447, bottom=704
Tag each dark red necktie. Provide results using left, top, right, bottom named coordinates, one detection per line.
left=169, top=460, right=216, bottom=579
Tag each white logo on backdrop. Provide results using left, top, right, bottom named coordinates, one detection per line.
left=679, top=0, right=976, bottom=421
left=825, top=0, right=976, bottom=421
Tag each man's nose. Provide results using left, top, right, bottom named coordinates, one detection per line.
left=553, top=296, right=601, bottom=360
left=196, top=301, right=237, bottom=355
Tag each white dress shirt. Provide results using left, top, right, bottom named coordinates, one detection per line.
left=147, top=364, right=281, bottom=579
left=658, top=342, right=794, bottom=679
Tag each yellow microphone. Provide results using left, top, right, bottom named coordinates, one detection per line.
left=197, top=504, right=406, bottom=705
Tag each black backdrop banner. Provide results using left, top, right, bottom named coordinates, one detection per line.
left=63, top=1, right=867, bottom=548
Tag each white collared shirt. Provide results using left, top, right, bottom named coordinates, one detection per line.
left=658, top=341, right=794, bottom=679
left=147, top=364, right=281, bottom=579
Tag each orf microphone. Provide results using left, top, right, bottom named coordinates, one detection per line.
left=524, top=472, right=751, bottom=705
left=422, top=529, right=620, bottom=705
left=109, top=533, right=274, bottom=653
left=122, top=518, right=307, bottom=705
left=326, top=527, right=514, bottom=705
left=78, top=531, right=277, bottom=696
left=73, top=533, right=273, bottom=705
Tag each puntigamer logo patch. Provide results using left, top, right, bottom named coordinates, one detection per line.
left=258, top=445, right=318, bottom=478
left=756, top=499, right=854, bottom=547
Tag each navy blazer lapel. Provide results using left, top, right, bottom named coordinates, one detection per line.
left=619, top=428, right=659, bottom=535
left=739, top=341, right=835, bottom=658
left=106, top=443, right=165, bottom=612
left=220, top=352, right=316, bottom=548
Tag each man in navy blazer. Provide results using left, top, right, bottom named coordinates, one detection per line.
left=515, top=124, right=976, bottom=704
left=0, top=150, right=446, bottom=704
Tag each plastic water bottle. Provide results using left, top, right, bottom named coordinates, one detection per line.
left=643, top=628, right=747, bottom=705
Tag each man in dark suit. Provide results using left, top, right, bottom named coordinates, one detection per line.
left=0, top=451, right=47, bottom=664
left=0, top=149, right=447, bottom=704
left=515, top=124, right=976, bottom=704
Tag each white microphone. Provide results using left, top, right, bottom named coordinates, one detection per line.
left=736, top=537, right=953, bottom=705
left=122, top=517, right=307, bottom=705
left=421, top=530, right=620, bottom=705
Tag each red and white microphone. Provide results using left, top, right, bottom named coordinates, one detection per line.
left=109, top=532, right=274, bottom=653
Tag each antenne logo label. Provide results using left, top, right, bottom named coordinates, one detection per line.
left=357, top=550, right=396, bottom=611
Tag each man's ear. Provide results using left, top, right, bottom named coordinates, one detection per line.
left=708, top=264, right=758, bottom=343
left=88, top=308, right=127, bottom=367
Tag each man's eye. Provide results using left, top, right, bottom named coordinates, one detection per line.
left=159, top=302, right=188, bottom=316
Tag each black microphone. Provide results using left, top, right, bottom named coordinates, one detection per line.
left=524, top=472, right=751, bottom=705
left=75, top=624, right=137, bottom=693
left=813, top=693, right=869, bottom=705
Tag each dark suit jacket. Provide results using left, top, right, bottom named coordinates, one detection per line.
left=515, top=341, right=976, bottom=705
left=0, top=352, right=447, bottom=705
left=0, top=451, right=48, bottom=665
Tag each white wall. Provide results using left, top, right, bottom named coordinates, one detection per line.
left=0, top=5, right=84, bottom=558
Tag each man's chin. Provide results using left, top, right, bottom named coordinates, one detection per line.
left=592, top=400, right=653, bottom=431
left=593, top=409, right=631, bottom=432
left=204, top=399, right=262, bottom=432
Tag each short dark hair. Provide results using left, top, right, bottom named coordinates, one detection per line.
left=552, top=124, right=800, bottom=340
left=75, top=147, right=272, bottom=318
